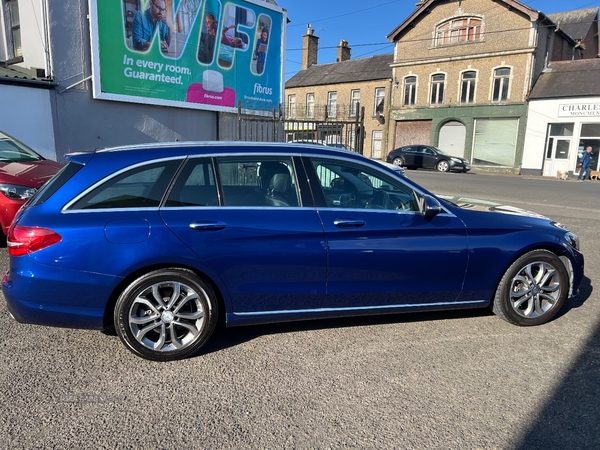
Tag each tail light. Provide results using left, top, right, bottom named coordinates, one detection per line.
left=7, top=224, right=62, bottom=256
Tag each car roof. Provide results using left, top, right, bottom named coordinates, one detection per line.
left=65, top=141, right=366, bottom=167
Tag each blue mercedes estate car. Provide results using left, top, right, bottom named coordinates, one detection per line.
left=2, top=142, right=584, bottom=361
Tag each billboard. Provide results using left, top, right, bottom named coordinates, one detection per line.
left=89, top=0, right=285, bottom=114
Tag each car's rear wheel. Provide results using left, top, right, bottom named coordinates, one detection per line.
left=392, top=157, right=404, bottom=166
left=436, top=160, right=450, bottom=172
left=114, top=268, right=218, bottom=361
left=492, top=250, right=568, bottom=326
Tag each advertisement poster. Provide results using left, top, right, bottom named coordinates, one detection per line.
left=89, top=0, right=285, bottom=114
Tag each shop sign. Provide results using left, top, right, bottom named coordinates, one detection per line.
left=558, top=103, right=600, bottom=117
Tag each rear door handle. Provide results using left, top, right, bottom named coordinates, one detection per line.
left=189, top=221, right=227, bottom=231
left=333, top=219, right=365, bottom=228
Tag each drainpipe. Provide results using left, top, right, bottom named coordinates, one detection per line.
left=42, top=0, right=53, bottom=78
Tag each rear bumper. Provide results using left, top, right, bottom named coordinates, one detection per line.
left=2, top=259, right=121, bottom=330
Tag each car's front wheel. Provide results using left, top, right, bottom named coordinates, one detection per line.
left=492, top=250, right=568, bottom=326
left=436, top=160, right=450, bottom=172
left=114, top=268, right=218, bottom=361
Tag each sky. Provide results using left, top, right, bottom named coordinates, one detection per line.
left=275, top=0, right=600, bottom=80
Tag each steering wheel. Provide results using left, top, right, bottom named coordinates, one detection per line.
left=365, top=189, right=390, bottom=209
left=338, top=193, right=356, bottom=207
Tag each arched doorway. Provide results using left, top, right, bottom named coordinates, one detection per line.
left=438, top=121, right=466, bottom=158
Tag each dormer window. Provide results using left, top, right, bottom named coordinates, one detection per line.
left=435, top=17, right=482, bottom=46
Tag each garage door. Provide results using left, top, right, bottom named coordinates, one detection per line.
left=394, top=120, right=432, bottom=148
left=438, top=121, right=466, bottom=158
left=472, top=118, right=518, bottom=166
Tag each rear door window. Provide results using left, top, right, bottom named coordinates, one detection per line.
left=165, top=158, right=219, bottom=207
left=216, top=157, right=299, bottom=207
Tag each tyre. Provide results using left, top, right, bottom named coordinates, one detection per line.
left=392, top=157, right=404, bottom=166
left=114, top=268, right=218, bottom=361
left=436, top=160, right=450, bottom=172
left=492, top=250, right=568, bottom=326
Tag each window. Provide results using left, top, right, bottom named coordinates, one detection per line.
left=70, top=160, right=183, bottom=210
left=311, top=158, right=418, bottom=211
left=327, top=92, right=337, bottom=118
left=435, top=17, right=482, bottom=46
left=287, top=94, right=296, bottom=119
left=430, top=74, right=445, bottom=105
left=460, top=71, right=476, bottom=104
left=374, top=88, right=385, bottom=115
left=217, top=157, right=298, bottom=207
left=403, top=76, right=417, bottom=106
left=4, top=0, right=22, bottom=59
left=371, top=131, right=383, bottom=159
left=492, top=68, right=510, bottom=102
left=578, top=124, right=600, bottom=172
left=350, top=89, right=360, bottom=118
left=306, top=93, right=315, bottom=119
left=165, top=159, right=218, bottom=207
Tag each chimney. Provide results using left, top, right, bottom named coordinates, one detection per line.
left=336, top=39, right=351, bottom=62
left=302, top=24, right=319, bottom=70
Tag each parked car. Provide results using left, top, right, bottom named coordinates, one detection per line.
left=3, top=142, right=583, bottom=361
left=0, top=130, right=63, bottom=235
left=387, top=144, right=470, bottom=172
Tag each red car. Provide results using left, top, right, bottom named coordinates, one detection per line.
left=0, top=131, right=63, bottom=235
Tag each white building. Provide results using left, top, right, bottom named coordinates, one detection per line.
left=522, top=59, right=600, bottom=177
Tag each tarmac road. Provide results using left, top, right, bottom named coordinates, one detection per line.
left=0, top=170, right=598, bottom=449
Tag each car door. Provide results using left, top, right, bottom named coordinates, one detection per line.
left=421, top=146, right=439, bottom=169
left=160, top=155, right=327, bottom=316
left=305, top=156, right=469, bottom=309
left=401, top=146, right=418, bottom=167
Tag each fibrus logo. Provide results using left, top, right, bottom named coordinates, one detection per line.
left=253, top=83, right=273, bottom=96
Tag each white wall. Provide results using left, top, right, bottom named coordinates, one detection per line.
left=523, top=96, right=600, bottom=172
left=0, top=84, right=56, bottom=160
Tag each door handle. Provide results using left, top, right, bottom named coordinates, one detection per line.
left=189, top=221, right=227, bottom=231
left=333, top=219, right=365, bottom=228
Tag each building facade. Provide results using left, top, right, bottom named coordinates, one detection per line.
left=523, top=59, right=600, bottom=177
left=386, top=0, right=578, bottom=173
left=285, top=28, right=392, bottom=159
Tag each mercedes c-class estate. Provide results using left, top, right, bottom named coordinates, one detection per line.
left=2, top=142, right=583, bottom=361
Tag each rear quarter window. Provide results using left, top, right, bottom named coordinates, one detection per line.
left=68, top=160, right=182, bottom=210
left=28, top=162, right=83, bottom=206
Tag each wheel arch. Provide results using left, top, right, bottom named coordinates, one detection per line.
left=492, top=243, right=574, bottom=297
left=102, top=263, right=228, bottom=333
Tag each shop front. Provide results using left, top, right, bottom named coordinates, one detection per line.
left=522, top=98, right=600, bottom=177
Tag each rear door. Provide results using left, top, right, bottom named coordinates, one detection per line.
left=160, top=155, right=327, bottom=315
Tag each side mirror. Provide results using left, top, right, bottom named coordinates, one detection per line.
left=420, top=194, right=442, bottom=219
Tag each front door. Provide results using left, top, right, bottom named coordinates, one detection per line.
left=543, top=138, right=571, bottom=176
left=307, top=156, right=469, bottom=309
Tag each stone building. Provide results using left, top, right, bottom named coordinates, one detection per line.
left=284, top=26, right=392, bottom=159
left=386, top=0, right=579, bottom=173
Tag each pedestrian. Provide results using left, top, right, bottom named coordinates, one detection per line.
left=577, top=146, right=593, bottom=181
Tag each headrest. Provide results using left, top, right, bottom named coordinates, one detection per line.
left=270, top=173, right=290, bottom=193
